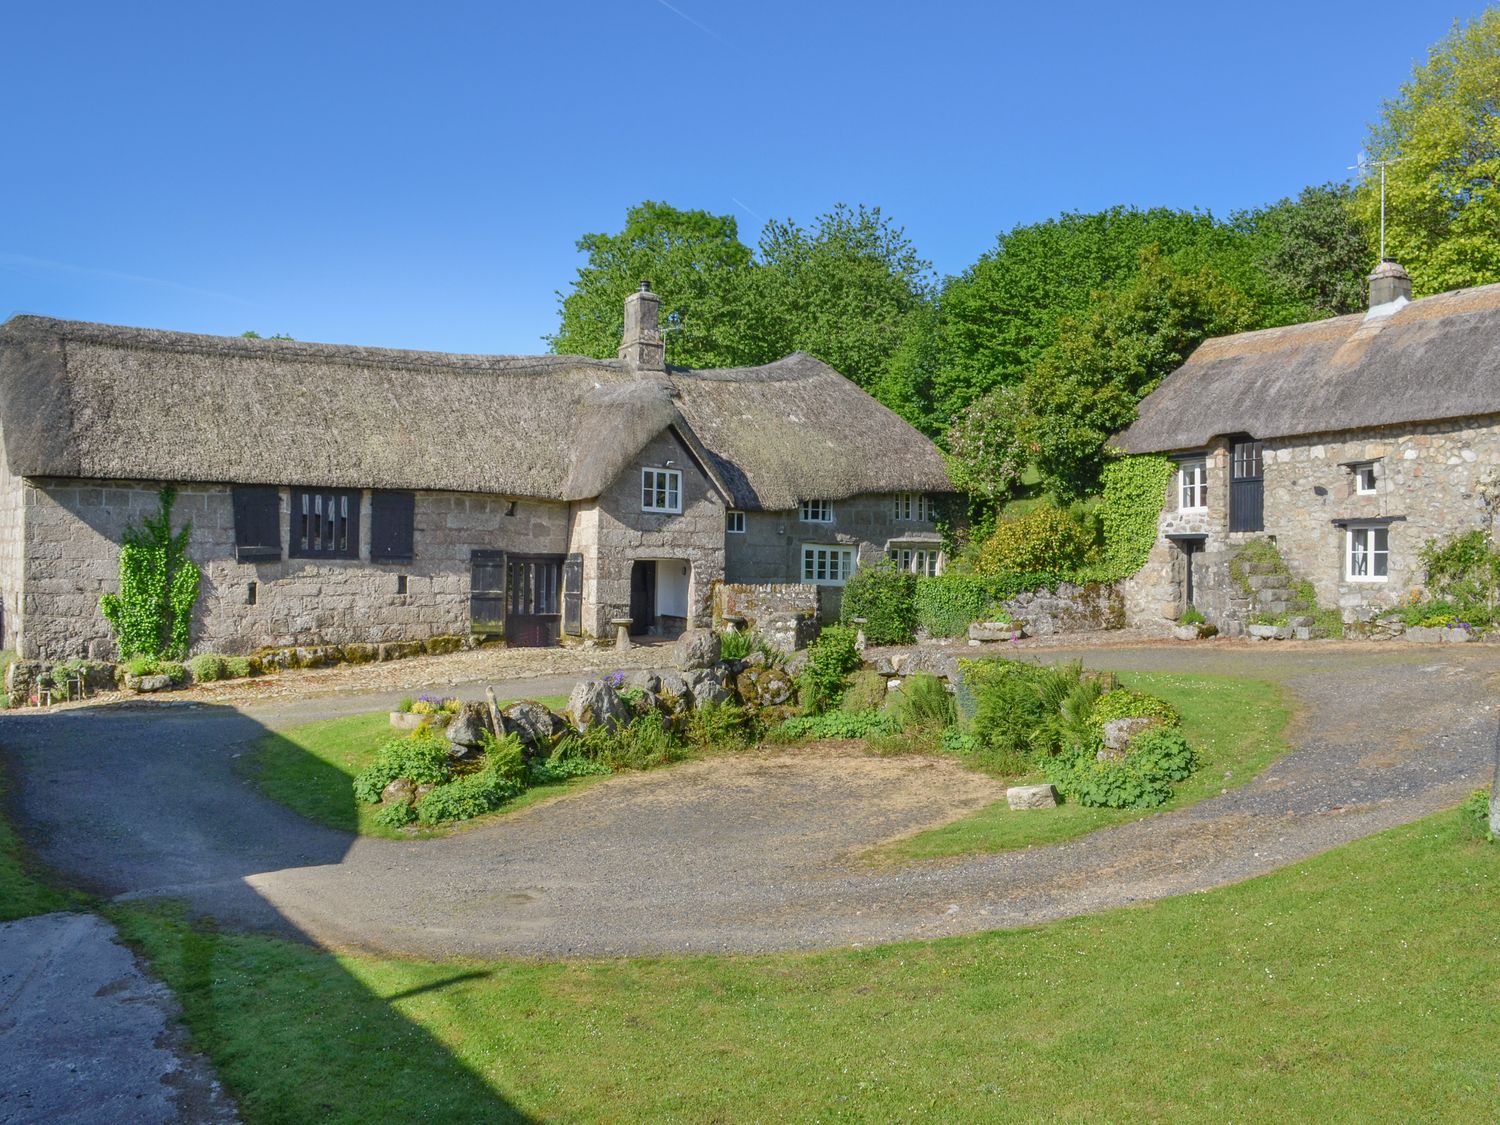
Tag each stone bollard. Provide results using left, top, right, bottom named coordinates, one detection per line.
left=610, top=618, right=633, bottom=650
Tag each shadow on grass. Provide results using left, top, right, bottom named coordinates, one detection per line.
left=0, top=700, right=535, bottom=1122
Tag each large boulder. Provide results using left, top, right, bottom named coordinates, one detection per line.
left=673, top=628, right=721, bottom=671
left=568, top=679, right=631, bottom=734
left=620, top=669, right=662, bottom=694
left=380, top=778, right=416, bottom=807
left=735, top=667, right=796, bottom=710
left=1007, top=784, right=1058, bottom=810
left=1099, top=716, right=1161, bottom=760
left=446, top=701, right=493, bottom=759
left=500, top=701, right=571, bottom=757
left=685, top=668, right=731, bottom=710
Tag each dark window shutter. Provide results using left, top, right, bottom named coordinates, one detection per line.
left=232, top=487, right=282, bottom=561
left=370, top=491, right=415, bottom=561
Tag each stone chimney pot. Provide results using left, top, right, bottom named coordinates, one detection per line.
left=1368, top=258, right=1412, bottom=309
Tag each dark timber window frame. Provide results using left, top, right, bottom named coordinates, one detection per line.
left=290, top=487, right=361, bottom=559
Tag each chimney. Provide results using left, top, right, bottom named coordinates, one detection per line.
left=619, top=280, right=665, bottom=371
left=1368, top=258, right=1412, bottom=309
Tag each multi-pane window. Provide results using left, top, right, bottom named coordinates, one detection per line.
left=802, top=544, right=856, bottom=585
left=726, top=510, right=746, bottom=533
left=1347, top=525, right=1389, bottom=581
left=291, top=488, right=359, bottom=559
left=1354, top=463, right=1378, bottom=495
left=641, top=468, right=682, bottom=514
left=889, top=546, right=942, bottom=576
left=1179, top=459, right=1208, bottom=511
left=800, top=499, right=833, bottom=523
left=892, top=493, right=932, bottom=522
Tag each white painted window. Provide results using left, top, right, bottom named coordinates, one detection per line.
left=1178, top=459, right=1208, bottom=511
left=802, top=544, right=856, bottom=585
left=889, top=546, right=943, bottom=576
left=1354, top=463, right=1378, bottom=495
left=800, top=499, right=833, bottom=523
left=641, top=468, right=682, bottom=514
left=1347, top=525, right=1389, bottom=581
left=726, top=510, right=745, bottom=534
left=892, top=493, right=932, bottom=522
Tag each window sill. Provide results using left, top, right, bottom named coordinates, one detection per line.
left=641, top=508, right=682, bottom=516
left=1346, top=576, right=1389, bottom=584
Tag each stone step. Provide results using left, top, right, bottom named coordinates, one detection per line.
left=1236, top=561, right=1283, bottom=577
left=1244, top=574, right=1288, bottom=592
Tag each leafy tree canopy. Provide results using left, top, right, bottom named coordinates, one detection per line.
left=1234, top=183, right=1371, bottom=318
left=1352, top=9, right=1500, bottom=293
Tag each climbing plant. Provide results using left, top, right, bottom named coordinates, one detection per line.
left=99, top=487, right=201, bottom=660
left=1096, top=455, right=1174, bottom=581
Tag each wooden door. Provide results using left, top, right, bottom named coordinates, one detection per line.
left=505, top=555, right=563, bottom=648
left=470, top=551, right=506, bottom=635
left=562, top=553, right=583, bottom=637
left=629, top=560, right=655, bottom=636
left=1230, top=441, right=1264, bottom=533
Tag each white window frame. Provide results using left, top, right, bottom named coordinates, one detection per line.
left=1346, top=524, right=1389, bottom=582
left=801, top=544, right=856, bottom=586
left=889, top=545, right=943, bottom=576
left=799, top=499, right=833, bottom=523
left=1353, top=463, right=1378, bottom=495
left=892, top=493, right=932, bottom=522
left=641, top=467, right=682, bottom=514
left=1178, top=459, right=1208, bottom=512
left=726, top=510, right=746, bottom=534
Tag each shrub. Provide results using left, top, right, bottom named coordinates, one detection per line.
left=353, top=732, right=452, bottom=804
left=1460, top=786, right=1494, bottom=842
left=777, top=710, right=902, bottom=740
left=397, top=697, right=415, bottom=713
left=187, top=653, right=227, bottom=683
left=839, top=563, right=918, bottom=645
left=798, top=625, right=862, bottom=715
left=965, top=660, right=1050, bottom=759
left=840, top=670, right=888, bottom=714
left=684, top=701, right=758, bottom=749
left=718, top=629, right=752, bottom=661
left=913, top=573, right=1057, bottom=638
left=374, top=801, right=418, bottom=829
left=1090, top=688, right=1180, bottom=729
left=123, top=655, right=163, bottom=678
left=416, top=769, right=525, bottom=825
left=223, top=656, right=255, bottom=679
left=974, top=506, right=1093, bottom=577
left=889, top=673, right=955, bottom=729
left=160, top=661, right=188, bottom=686
left=527, top=752, right=612, bottom=784
left=1046, top=727, right=1198, bottom=809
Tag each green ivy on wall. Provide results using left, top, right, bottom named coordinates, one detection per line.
left=99, top=487, right=202, bottom=660
left=1096, top=455, right=1174, bottom=581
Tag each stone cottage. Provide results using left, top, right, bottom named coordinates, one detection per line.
left=1114, top=261, right=1500, bottom=631
left=0, top=284, right=953, bottom=659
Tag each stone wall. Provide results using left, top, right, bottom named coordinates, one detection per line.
left=1000, top=582, right=1125, bottom=636
left=19, top=479, right=569, bottom=660
left=714, top=582, right=821, bottom=651
left=1124, top=416, right=1500, bottom=632
left=573, top=429, right=725, bottom=638
left=725, top=493, right=941, bottom=620
left=0, top=452, right=26, bottom=652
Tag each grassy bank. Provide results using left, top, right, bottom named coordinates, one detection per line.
left=0, top=762, right=88, bottom=921
left=241, top=695, right=585, bottom=839
left=112, top=806, right=1498, bottom=1123
left=874, top=672, right=1290, bottom=862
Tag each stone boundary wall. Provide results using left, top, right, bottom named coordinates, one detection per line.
left=714, top=582, right=820, bottom=651
left=998, top=581, right=1126, bottom=636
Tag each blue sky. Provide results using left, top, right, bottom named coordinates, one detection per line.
left=1, top=1, right=1491, bottom=354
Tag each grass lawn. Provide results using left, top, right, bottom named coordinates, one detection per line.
left=240, top=694, right=592, bottom=839
left=873, top=671, right=1291, bottom=863
left=0, top=762, right=88, bottom=921
left=107, top=805, right=1499, bottom=1123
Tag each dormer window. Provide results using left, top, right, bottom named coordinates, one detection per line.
left=641, top=468, right=682, bottom=514
left=892, top=493, right=932, bottom=522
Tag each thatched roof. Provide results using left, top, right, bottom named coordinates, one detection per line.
left=0, top=315, right=952, bottom=510
left=1114, top=282, right=1500, bottom=454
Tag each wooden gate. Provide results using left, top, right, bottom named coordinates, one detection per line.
left=506, top=555, right=563, bottom=648
left=1230, top=440, right=1264, bottom=533
left=470, top=551, right=506, bottom=636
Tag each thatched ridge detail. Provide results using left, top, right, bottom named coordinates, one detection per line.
left=0, top=316, right=952, bottom=510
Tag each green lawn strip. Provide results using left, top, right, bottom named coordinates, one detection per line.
left=240, top=695, right=579, bottom=839
left=877, top=672, right=1291, bottom=862
left=109, top=809, right=1500, bottom=1123
left=0, top=760, right=89, bottom=921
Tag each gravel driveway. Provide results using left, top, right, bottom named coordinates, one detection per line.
left=3, top=644, right=1496, bottom=958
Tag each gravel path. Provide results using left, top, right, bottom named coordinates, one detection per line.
left=3, top=644, right=1495, bottom=959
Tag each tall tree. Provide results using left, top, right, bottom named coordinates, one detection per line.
left=1352, top=9, right=1500, bottom=293
left=1236, top=183, right=1372, bottom=317
left=747, top=204, right=934, bottom=394
left=547, top=201, right=755, bottom=368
